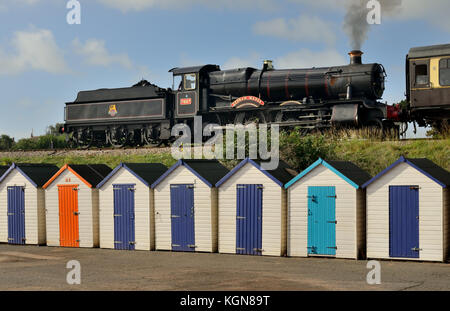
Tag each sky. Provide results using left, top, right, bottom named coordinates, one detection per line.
left=0, top=0, right=449, bottom=139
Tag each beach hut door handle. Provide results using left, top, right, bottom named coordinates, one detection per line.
left=171, top=215, right=181, bottom=218
left=7, top=213, right=14, bottom=216
left=114, top=214, right=122, bottom=217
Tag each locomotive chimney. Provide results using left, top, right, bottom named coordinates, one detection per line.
left=349, top=50, right=363, bottom=65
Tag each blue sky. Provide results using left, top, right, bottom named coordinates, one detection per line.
left=0, top=0, right=448, bottom=138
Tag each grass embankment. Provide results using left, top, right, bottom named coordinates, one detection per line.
left=0, top=135, right=448, bottom=177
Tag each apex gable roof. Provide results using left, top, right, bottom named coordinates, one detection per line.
left=215, top=158, right=297, bottom=188
left=285, top=158, right=372, bottom=189
left=43, top=164, right=112, bottom=189
left=97, top=163, right=168, bottom=188
left=362, top=156, right=450, bottom=188
left=151, top=159, right=229, bottom=188
left=0, top=163, right=60, bottom=188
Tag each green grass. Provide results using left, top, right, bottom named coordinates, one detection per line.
left=333, top=138, right=449, bottom=176
left=0, top=136, right=448, bottom=177
left=0, top=153, right=177, bottom=169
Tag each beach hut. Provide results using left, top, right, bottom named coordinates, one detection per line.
left=0, top=163, right=59, bottom=245
left=285, top=159, right=371, bottom=259
left=151, top=159, right=229, bottom=253
left=43, top=164, right=112, bottom=248
left=97, top=163, right=168, bottom=251
left=215, top=158, right=296, bottom=256
left=363, top=156, right=450, bottom=262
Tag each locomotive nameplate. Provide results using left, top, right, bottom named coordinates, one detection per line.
left=66, top=98, right=165, bottom=122
left=231, top=96, right=265, bottom=108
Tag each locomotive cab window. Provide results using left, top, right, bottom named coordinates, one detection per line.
left=184, top=73, right=197, bottom=90
left=439, top=58, right=450, bottom=86
left=414, top=64, right=429, bottom=86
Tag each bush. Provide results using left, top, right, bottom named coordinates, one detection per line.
left=279, top=129, right=337, bottom=171
left=12, top=135, right=68, bottom=150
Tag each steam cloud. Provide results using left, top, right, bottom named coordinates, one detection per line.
left=343, top=0, right=402, bottom=50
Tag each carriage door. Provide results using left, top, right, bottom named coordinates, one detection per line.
left=7, top=186, right=26, bottom=245
left=113, top=184, right=136, bottom=250
left=170, top=184, right=195, bottom=252
left=410, top=59, right=432, bottom=109
left=58, top=185, right=80, bottom=247
left=236, top=184, right=263, bottom=256
left=389, top=186, right=420, bottom=259
left=307, top=186, right=336, bottom=256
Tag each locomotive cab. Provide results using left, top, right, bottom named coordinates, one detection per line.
left=169, top=65, right=220, bottom=120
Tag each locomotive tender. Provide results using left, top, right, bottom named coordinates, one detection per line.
left=61, top=44, right=450, bottom=148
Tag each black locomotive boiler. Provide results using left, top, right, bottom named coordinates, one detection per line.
left=61, top=50, right=393, bottom=148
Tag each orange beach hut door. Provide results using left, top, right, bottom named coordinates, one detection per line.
left=58, top=185, right=80, bottom=247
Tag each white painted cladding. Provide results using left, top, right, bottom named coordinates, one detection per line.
left=99, top=167, right=153, bottom=251
left=0, top=169, right=46, bottom=245
left=218, top=163, right=286, bottom=257
left=287, top=164, right=362, bottom=259
left=154, top=166, right=217, bottom=252
left=45, top=169, right=99, bottom=248
left=366, top=162, right=445, bottom=262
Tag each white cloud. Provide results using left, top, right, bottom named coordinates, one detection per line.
left=222, top=49, right=347, bottom=70
left=0, top=28, right=69, bottom=75
left=253, top=15, right=336, bottom=45
left=275, top=48, right=347, bottom=69
left=72, top=38, right=133, bottom=69
left=222, top=53, right=261, bottom=69
left=96, top=0, right=275, bottom=12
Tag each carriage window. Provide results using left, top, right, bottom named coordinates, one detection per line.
left=415, top=64, right=429, bottom=86
left=184, top=74, right=197, bottom=90
left=439, top=58, right=450, bottom=86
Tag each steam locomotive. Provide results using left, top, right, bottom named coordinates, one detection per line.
left=61, top=44, right=450, bottom=148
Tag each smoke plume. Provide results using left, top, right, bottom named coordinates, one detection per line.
left=343, top=0, right=402, bottom=50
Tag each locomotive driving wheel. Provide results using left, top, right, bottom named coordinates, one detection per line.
left=234, top=111, right=267, bottom=126
left=107, top=127, right=129, bottom=148
left=71, top=129, right=93, bottom=149
left=141, top=126, right=160, bottom=147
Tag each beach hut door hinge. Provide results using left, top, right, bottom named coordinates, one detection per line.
left=236, top=216, right=246, bottom=220
left=327, top=220, right=337, bottom=224
left=327, top=195, right=337, bottom=198
left=409, top=186, right=420, bottom=190
left=73, top=188, right=79, bottom=191
left=188, top=245, right=197, bottom=248
left=129, top=242, right=136, bottom=245
left=327, top=246, right=338, bottom=250
left=73, top=212, right=80, bottom=216
left=411, top=247, right=422, bottom=252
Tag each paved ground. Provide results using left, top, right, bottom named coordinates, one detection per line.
left=0, top=244, right=448, bottom=291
